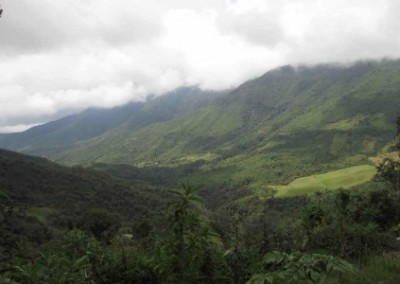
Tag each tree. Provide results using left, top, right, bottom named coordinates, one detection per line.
left=375, top=116, right=400, bottom=190
left=80, top=208, right=121, bottom=242
left=375, top=158, right=400, bottom=191
left=374, top=116, right=400, bottom=223
left=165, top=184, right=224, bottom=282
left=168, top=183, right=203, bottom=281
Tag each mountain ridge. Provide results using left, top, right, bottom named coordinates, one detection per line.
left=0, top=86, right=224, bottom=157
left=1, top=59, right=400, bottom=189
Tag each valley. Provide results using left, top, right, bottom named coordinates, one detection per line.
left=3, top=0, right=400, bottom=281
left=1, top=60, right=400, bottom=194
left=2, top=60, right=400, bottom=283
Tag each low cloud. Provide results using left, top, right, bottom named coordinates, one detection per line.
left=0, top=123, right=42, bottom=134
left=0, top=0, right=164, bottom=55
left=217, top=10, right=284, bottom=48
left=0, top=0, right=399, bottom=132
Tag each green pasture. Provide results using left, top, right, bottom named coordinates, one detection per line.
left=272, top=164, right=376, bottom=197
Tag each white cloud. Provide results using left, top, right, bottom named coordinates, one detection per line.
left=0, top=0, right=399, bottom=132
left=0, top=123, right=42, bottom=134
left=161, top=9, right=284, bottom=89
left=217, top=10, right=284, bottom=47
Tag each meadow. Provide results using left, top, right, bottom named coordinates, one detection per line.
left=273, top=164, right=376, bottom=197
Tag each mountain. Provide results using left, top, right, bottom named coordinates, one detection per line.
left=1, top=59, right=400, bottom=189
left=0, top=102, right=143, bottom=157
left=0, top=86, right=223, bottom=159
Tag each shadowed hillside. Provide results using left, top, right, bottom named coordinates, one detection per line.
left=0, top=149, right=168, bottom=222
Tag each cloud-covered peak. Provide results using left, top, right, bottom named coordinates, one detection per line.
left=0, top=0, right=399, bottom=132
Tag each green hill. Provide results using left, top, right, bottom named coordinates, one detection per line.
left=0, top=148, right=167, bottom=223
left=1, top=60, right=400, bottom=191
left=58, top=60, right=400, bottom=187
left=0, top=103, right=143, bottom=156
left=0, top=87, right=222, bottom=159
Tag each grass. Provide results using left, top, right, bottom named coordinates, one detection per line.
left=324, top=115, right=365, bottom=130
left=272, top=165, right=376, bottom=197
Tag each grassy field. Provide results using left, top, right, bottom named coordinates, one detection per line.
left=272, top=164, right=376, bottom=197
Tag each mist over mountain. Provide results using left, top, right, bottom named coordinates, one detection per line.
left=0, top=86, right=224, bottom=156
left=1, top=60, right=399, bottom=189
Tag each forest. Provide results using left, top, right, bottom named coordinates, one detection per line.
left=1, top=118, right=400, bottom=283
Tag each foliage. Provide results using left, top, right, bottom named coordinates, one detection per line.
left=80, top=208, right=121, bottom=242
left=247, top=251, right=354, bottom=284
left=0, top=190, right=51, bottom=272
left=0, top=149, right=169, bottom=226
left=162, top=184, right=225, bottom=283
left=374, top=115, right=400, bottom=191
left=375, top=157, right=400, bottom=191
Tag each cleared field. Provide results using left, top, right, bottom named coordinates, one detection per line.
left=273, top=164, right=376, bottom=197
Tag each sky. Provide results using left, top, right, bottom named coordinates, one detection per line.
left=0, top=0, right=400, bottom=133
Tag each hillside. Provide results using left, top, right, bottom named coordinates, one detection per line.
left=0, top=148, right=167, bottom=223
left=1, top=60, right=400, bottom=190
left=58, top=60, right=400, bottom=187
left=0, top=87, right=222, bottom=159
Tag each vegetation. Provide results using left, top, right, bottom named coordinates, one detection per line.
left=2, top=62, right=400, bottom=282
left=273, top=164, right=376, bottom=197
left=2, top=60, right=400, bottom=190
left=3, top=175, right=400, bottom=283
left=0, top=149, right=170, bottom=225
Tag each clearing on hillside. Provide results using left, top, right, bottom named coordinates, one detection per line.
left=273, top=164, right=376, bottom=197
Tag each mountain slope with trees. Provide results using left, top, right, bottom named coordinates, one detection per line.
left=0, top=87, right=222, bottom=159
left=0, top=148, right=167, bottom=223
left=1, top=60, right=400, bottom=189
left=56, top=60, right=400, bottom=187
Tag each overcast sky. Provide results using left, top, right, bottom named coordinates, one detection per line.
left=1, top=0, right=400, bottom=133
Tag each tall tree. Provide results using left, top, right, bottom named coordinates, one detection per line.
left=168, top=184, right=203, bottom=281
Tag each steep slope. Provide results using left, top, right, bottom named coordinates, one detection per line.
left=125, top=86, right=227, bottom=131
left=2, top=60, right=400, bottom=189
left=0, top=148, right=167, bottom=222
left=56, top=60, right=400, bottom=187
left=0, top=102, right=144, bottom=156
left=0, top=86, right=222, bottom=160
